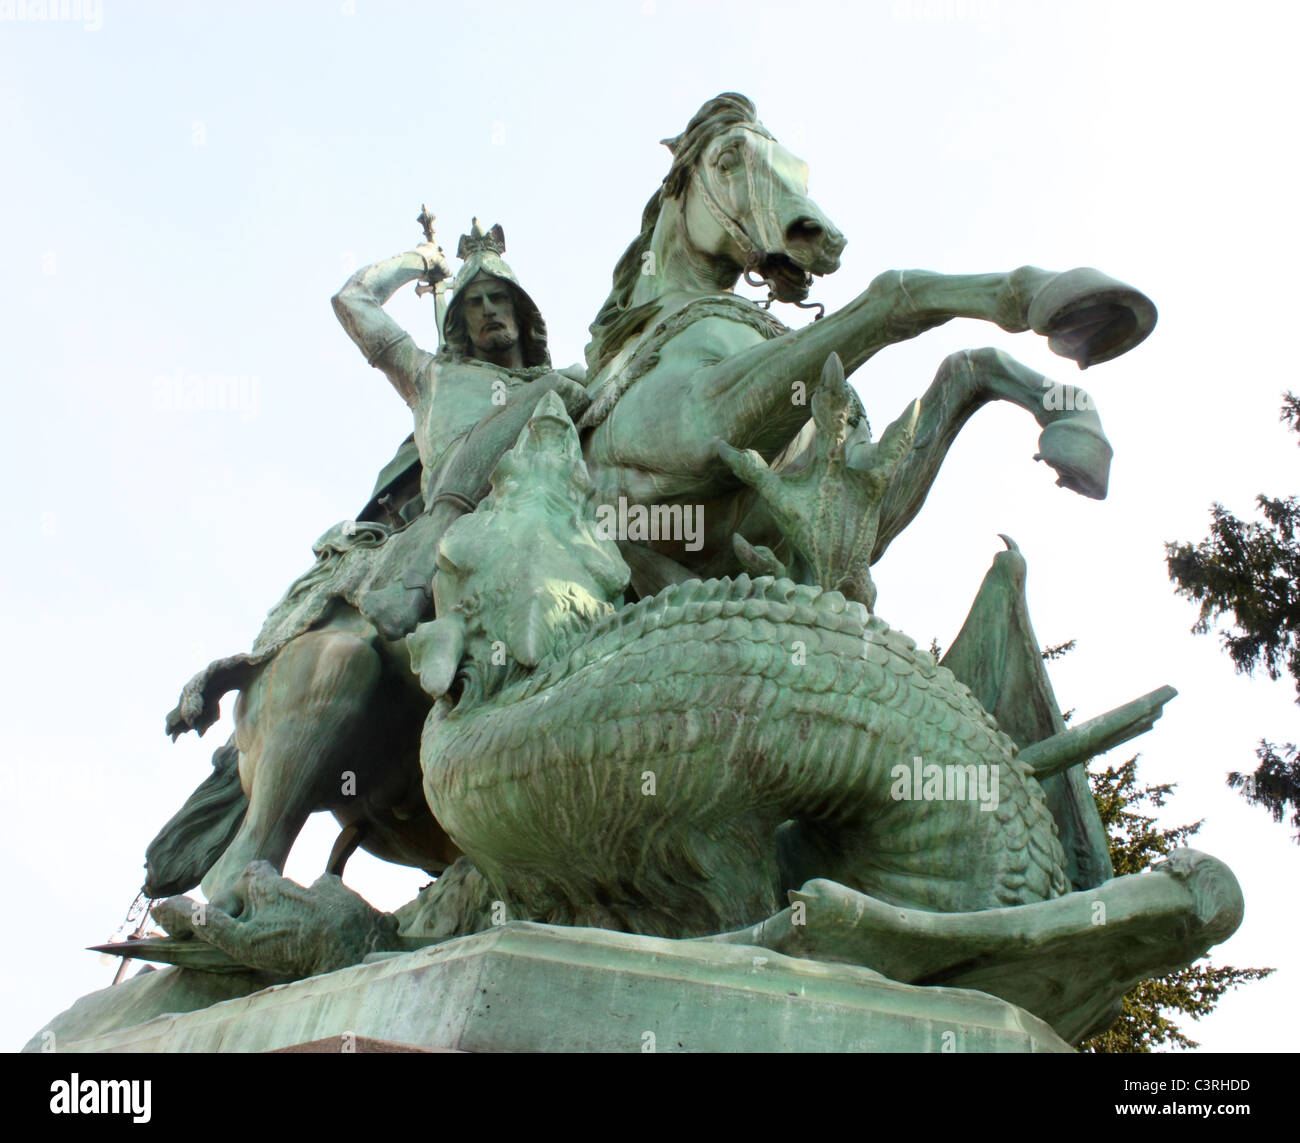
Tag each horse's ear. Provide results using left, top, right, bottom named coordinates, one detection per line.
left=660, top=134, right=681, bottom=154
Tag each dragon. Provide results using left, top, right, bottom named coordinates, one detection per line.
left=395, top=387, right=1237, bottom=1050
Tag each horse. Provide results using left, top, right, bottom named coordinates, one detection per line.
left=577, top=92, right=1151, bottom=597
left=148, top=91, right=1153, bottom=911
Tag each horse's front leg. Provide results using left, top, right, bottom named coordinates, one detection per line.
left=700, top=265, right=1154, bottom=421
left=834, top=265, right=1155, bottom=373
left=872, top=347, right=1112, bottom=561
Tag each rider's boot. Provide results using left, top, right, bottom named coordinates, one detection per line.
left=359, top=572, right=434, bottom=641
left=359, top=499, right=466, bottom=640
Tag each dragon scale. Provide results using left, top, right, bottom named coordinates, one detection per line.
left=422, top=573, right=1070, bottom=938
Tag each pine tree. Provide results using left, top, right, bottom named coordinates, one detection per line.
left=1079, top=756, right=1273, bottom=1052
left=1228, top=740, right=1300, bottom=841
left=1165, top=391, right=1300, bottom=840
left=919, top=640, right=1272, bottom=1048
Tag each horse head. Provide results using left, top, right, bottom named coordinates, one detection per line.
left=407, top=391, right=631, bottom=705
left=588, top=93, right=845, bottom=377
left=667, top=93, right=845, bottom=302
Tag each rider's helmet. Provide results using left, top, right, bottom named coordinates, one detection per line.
left=442, top=219, right=550, bottom=368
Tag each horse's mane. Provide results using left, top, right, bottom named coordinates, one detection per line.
left=585, top=93, right=772, bottom=377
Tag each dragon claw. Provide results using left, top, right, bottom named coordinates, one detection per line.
left=720, top=356, right=920, bottom=609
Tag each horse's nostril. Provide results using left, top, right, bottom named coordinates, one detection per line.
left=786, top=217, right=824, bottom=243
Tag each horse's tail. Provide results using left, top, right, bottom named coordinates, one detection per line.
left=143, top=736, right=249, bottom=898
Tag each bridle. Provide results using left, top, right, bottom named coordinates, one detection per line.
left=688, top=127, right=825, bottom=319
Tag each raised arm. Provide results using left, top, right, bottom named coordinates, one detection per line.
left=331, top=242, right=451, bottom=405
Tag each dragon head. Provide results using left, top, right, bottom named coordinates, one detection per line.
left=407, top=391, right=631, bottom=705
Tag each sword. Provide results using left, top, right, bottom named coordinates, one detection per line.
left=414, top=204, right=450, bottom=349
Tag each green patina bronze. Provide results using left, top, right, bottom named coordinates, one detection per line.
left=32, top=93, right=1242, bottom=1053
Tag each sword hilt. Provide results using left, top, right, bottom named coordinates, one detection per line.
left=416, top=203, right=437, bottom=246
left=415, top=204, right=450, bottom=346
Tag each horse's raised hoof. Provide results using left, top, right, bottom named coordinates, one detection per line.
left=1034, top=417, right=1113, bottom=499
left=1028, top=268, right=1158, bottom=369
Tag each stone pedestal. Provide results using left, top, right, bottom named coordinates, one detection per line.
left=55, top=923, right=1071, bottom=1053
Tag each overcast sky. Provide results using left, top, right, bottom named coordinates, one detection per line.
left=2, top=0, right=1296, bottom=1051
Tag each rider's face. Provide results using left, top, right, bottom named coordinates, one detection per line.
left=460, top=278, right=520, bottom=356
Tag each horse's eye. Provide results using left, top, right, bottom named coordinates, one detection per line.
left=716, top=148, right=740, bottom=172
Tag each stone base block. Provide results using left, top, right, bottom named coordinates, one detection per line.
left=59, top=923, right=1072, bottom=1053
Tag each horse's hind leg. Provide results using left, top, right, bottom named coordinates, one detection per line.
left=200, top=629, right=382, bottom=909
left=872, top=346, right=1111, bottom=562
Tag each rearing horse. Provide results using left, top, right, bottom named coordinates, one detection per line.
left=579, top=93, right=1152, bottom=594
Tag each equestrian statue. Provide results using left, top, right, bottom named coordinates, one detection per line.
left=29, top=94, right=1242, bottom=1052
